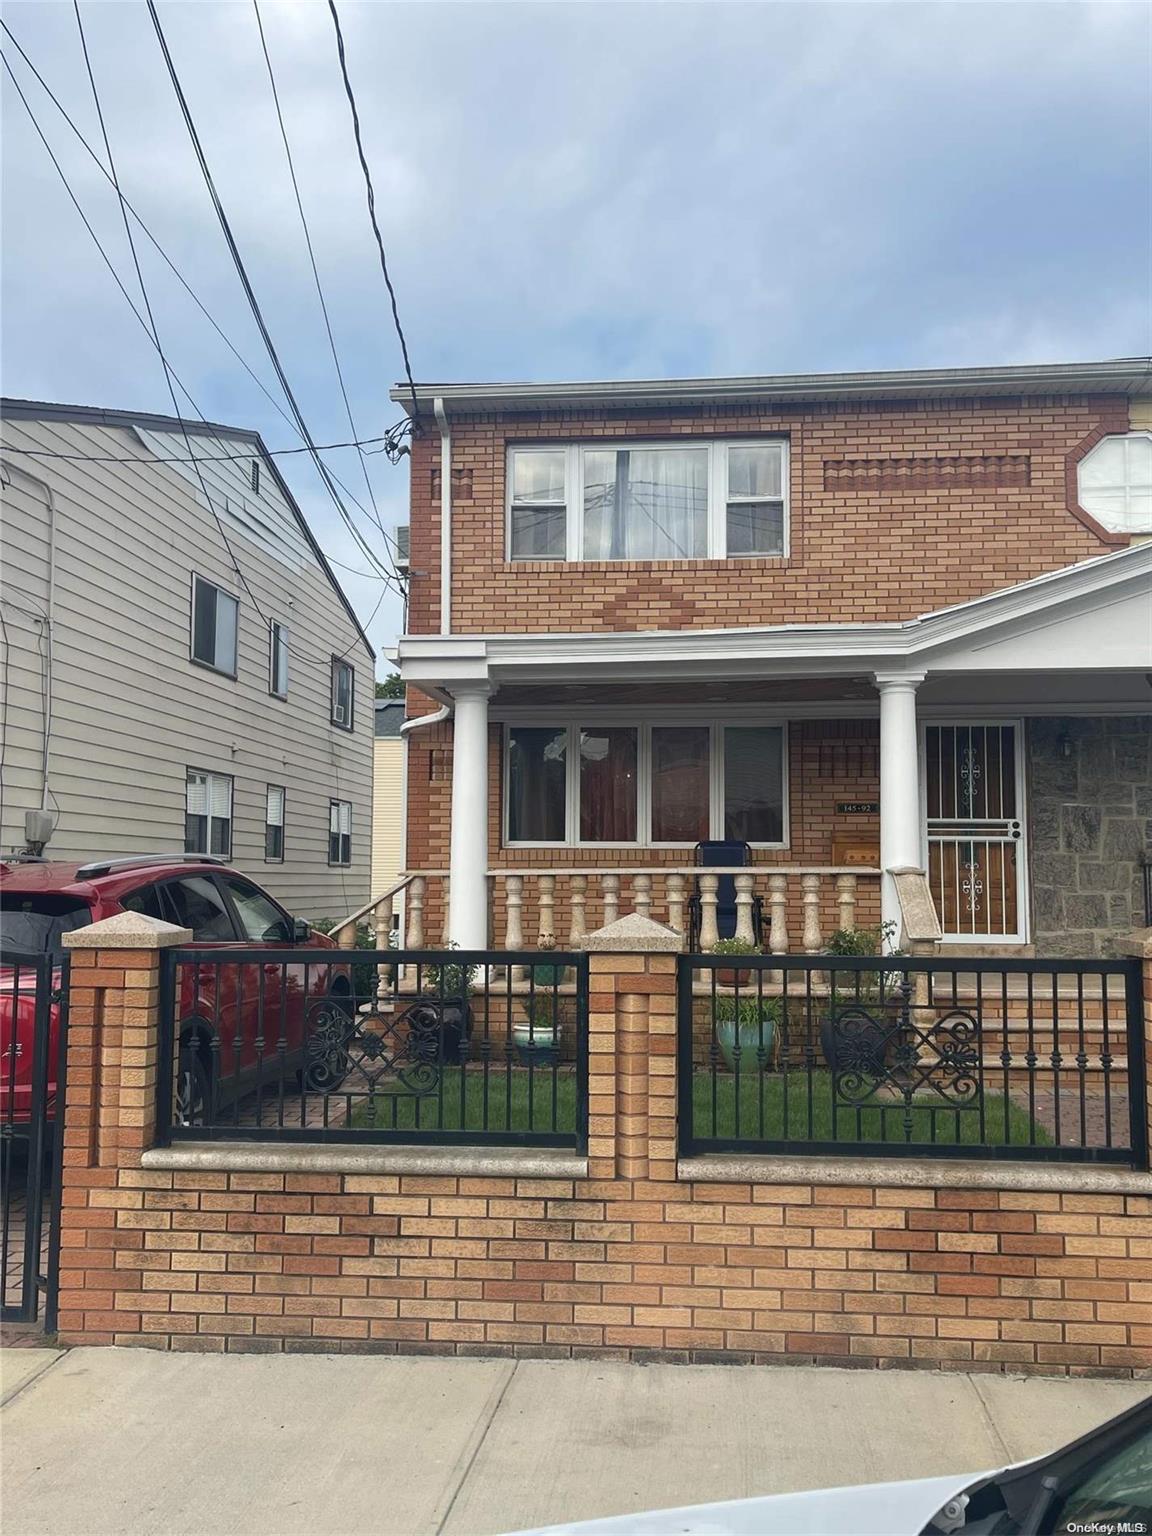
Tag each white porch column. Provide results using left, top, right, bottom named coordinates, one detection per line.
left=875, top=671, right=925, bottom=936
left=447, top=681, right=491, bottom=948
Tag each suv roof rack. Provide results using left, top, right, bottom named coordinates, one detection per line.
left=75, top=854, right=228, bottom=879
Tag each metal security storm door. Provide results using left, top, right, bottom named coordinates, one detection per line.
left=924, top=723, right=1026, bottom=942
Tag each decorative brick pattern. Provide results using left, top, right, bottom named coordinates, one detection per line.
left=53, top=937, right=1152, bottom=1373
left=823, top=456, right=1031, bottom=491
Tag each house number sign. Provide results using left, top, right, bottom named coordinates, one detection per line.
left=836, top=801, right=879, bottom=814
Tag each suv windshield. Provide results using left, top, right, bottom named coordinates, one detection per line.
left=1, top=895, right=92, bottom=957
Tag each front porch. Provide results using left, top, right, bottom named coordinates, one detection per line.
left=384, top=546, right=1150, bottom=962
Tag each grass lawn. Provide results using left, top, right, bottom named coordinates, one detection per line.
left=691, top=1068, right=1049, bottom=1148
left=350, top=1065, right=581, bottom=1135
left=348, top=1064, right=1046, bottom=1148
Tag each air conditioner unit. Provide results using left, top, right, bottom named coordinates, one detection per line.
left=334, top=704, right=346, bottom=725
left=394, top=524, right=410, bottom=571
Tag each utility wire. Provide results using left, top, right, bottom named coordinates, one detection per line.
left=4, top=35, right=388, bottom=666
left=326, top=0, right=421, bottom=428
left=2, top=434, right=410, bottom=466
left=1, top=18, right=415, bottom=482
left=145, top=0, right=402, bottom=594
left=1, top=18, right=411, bottom=562
left=72, top=0, right=278, bottom=626
left=251, top=0, right=389, bottom=546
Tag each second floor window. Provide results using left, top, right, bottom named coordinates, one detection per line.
left=328, top=799, right=352, bottom=865
left=191, top=575, right=238, bottom=676
left=508, top=440, right=788, bottom=562
left=185, top=769, right=233, bottom=857
left=265, top=784, right=285, bottom=861
left=331, top=658, right=354, bottom=730
left=269, top=621, right=289, bottom=698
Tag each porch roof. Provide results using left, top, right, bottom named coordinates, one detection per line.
left=394, top=543, right=1152, bottom=697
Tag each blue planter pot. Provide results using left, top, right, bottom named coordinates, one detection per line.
left=716, top=1014, right=777, bottom=1072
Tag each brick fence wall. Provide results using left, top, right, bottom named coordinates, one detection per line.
left=54, top=919, right=1152, bottom=1376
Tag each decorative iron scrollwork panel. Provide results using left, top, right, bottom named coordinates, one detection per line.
left=303, top=998, right=467, bottom=1099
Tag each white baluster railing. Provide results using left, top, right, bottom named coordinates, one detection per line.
left=400, top=867, right=876, bottom=957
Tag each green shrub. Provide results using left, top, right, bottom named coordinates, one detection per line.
left=710, top=936, right=761, bottom=957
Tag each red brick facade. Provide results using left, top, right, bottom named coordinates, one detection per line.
left=406, top=395, right=1129, bottom=637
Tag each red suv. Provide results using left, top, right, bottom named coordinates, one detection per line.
left=0, top=855, right=344, bottom=1123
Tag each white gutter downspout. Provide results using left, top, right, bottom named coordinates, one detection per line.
left=398, top=699, right=453, bottom=880
left=434, top=396, right=451, bottom=635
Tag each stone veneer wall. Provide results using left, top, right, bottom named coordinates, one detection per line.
left=1029, top=717, right=1152, bottom=957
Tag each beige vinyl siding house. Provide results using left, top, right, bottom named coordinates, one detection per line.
left=0, top=400, right=374, bottom=921
left=371, top=698, right=405, bottom=898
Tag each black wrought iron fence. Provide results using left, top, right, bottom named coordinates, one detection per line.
left=1, top=950, right=69, bottom=1326
left=678, top=954, right=1147, bottom=1165
left=156, top=947, right=588, bottom=1148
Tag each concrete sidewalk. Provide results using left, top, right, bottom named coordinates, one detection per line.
left=1, top=1348, right=1147, bottom=1536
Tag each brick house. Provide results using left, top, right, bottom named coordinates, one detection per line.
left=386, top=360, right=1152, bottom=958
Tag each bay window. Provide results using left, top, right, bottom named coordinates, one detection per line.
left=504, top=721, right=787, bottom=846
left=507, top=440, right=787, bottom=561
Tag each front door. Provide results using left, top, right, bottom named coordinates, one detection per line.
left=924, top=722, right=1026, bottom=942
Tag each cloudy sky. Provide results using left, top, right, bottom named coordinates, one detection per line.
left=2, top=0, right=1149, bottom=668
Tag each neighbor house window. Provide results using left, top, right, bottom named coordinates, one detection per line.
left=507, top=441, right=788, bottom=561
left=1077, top=432, right=1152, bottom=533
left=185, top=770, right=233, bottom=857
left=269, top=622, right=289, bottom=698
left=190, top=575, right=238, bottom=676
left=504, top=721, right=787, bottom=846
left=265, top=784, right=285, bottom=862
left=330, top=658, right=354, bottom=729
left=328, top=800, right=352, bottom=865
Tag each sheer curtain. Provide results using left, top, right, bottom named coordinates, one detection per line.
left=583, top=448, right=708, bottom=559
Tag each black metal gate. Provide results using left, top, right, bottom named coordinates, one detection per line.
left=1, top=952, right=69, bottom=1327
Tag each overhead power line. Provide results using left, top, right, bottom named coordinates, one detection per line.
left=4, top=24, right=390, bottom=663
left=251, top=0, right=389, bottom=547
left=144, top=0, right=404, bottom=593
left=0, top=17, right=411, bottom=552
left=326, top=0, right=420, bottom=429
left=71, top=0, right=297, bottom=630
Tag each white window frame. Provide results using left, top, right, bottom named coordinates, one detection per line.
left=189, top=573, right=239, bottom=678
left=505, top=439, right=790, bottom=563
left=1076, top=431, right=1152, bottom=533
left=502, top=718, right=790, bottom=849
left=269, top=621, right=289, bottom=699
left=185, top=768, right=233, bottom=858
left=265, top=783, right=286, bottom=863
left=328, top=798, right=352, bottom=866
left=330, top=657, right=355, bottom=731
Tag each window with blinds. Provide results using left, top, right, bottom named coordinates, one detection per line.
left=265, top=784, right=286, bottom=862
left=328, top=799, right=352, bottom=866
left=185, top=770, right=233, bottom=857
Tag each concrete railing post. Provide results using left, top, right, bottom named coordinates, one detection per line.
left=583, top=915, right=684, bottom=1184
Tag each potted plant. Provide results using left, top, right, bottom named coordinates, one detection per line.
left=710, top=936, right=761, bottom=987
left=406, top=943, right=477, bottom=1064
left=714, top=993, right=783, bottom=1073
left=818, top=921, right=904, bottom=1076
left=512, top=963, right=568, bottom=1066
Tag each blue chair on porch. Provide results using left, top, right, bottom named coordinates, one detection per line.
left=687, top=840, right=764, bottom=952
